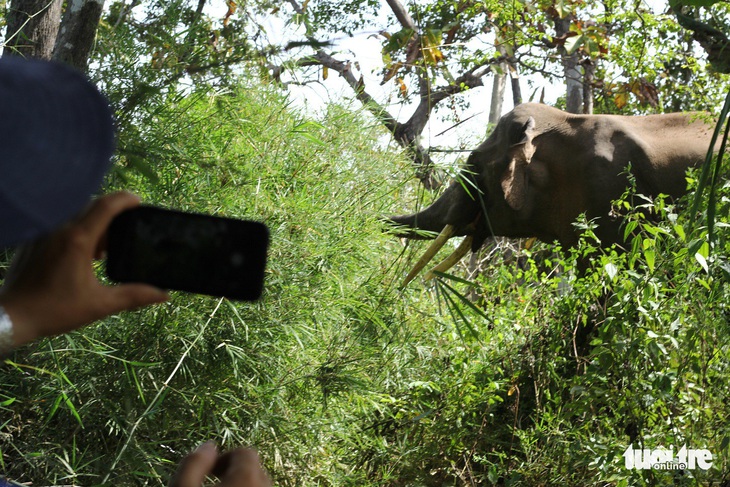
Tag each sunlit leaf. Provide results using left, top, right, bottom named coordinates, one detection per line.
left=695, top=252, right=709, bottom=273
left=564, top=34, right=585, bottom=55
left=422, top=29, right=444, bottom=65
left=643, top=243, right=656, bottom=271
left=605, top=262, right=618, bottom=281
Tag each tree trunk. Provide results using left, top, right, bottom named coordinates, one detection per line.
left=582, top=59, right=594, bottom=114
left=553, top=15, right=583, bottom=114
left=563, top=61, right=583, bottom=113
left=509, top=61, right=522, bottom=106
left=3, top=0, right=63, bottom=59
left=488, top=44, right=508, bottom=127
left=52, top=0, right=105, bottom=72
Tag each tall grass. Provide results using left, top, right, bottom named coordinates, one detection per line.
left=1, top=82, right=729, bottom=486
left=0, top=84, right=414, bottom=485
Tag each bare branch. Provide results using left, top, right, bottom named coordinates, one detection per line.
left=384, top=0, right=418, bottom=32
left=286, top=0, right=305, bottom=17
left=307, top=51, right=399, bottom=134
left=671, top=4, right=730, bottom=73
left=278, top=0, right=452, bottom=187
left=275, top=0, right=505, bottom=189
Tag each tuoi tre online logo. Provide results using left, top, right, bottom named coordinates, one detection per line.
left=623, top=444, right=713, bottom=470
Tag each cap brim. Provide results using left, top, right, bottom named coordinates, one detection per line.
left=0, top=57, right=115, bottom=248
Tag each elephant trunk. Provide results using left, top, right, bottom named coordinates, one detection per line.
left=387, top=181, right=482, bottom=287
left=387, top=181, right=480, bottom=238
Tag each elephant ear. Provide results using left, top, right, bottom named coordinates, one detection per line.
left=501, top=116, right=537, bottom=212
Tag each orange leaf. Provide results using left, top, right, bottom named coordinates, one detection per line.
left=397, top=77, right=408, bottom=98
left=224, top=0, right=237, bottom=27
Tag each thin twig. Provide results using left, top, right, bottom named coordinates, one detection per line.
left=102, top=298, right=224, bottom=483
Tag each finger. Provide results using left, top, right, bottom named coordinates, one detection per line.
left=1, top=239, right=41, bottom=286
left=77, top=191, right=141, bottom=243
left=168, top=442, right=218, bottom=487
left=95, top=230, right=109, bottom=260
left=105, top=284, right=170, bottom=315
left=215, top=449, right=271, bottom=487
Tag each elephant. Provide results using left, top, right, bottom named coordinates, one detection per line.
left=388, top=102, right=718, bottom=286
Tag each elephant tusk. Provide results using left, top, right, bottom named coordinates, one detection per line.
left=425, top=236, right=473, bottom=280
left=401, top=224, right=455, bottom=287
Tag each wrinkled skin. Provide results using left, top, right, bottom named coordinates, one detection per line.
left=389, top=103, right=717, bottom=284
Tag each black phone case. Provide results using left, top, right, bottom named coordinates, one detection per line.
left=106, top=206, right=269, bottom=301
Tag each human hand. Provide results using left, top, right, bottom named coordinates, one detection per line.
left=169, top=442, right=271, bottom=487
left=0, top=191, right=169, bottom=347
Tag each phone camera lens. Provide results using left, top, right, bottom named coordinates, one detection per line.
left=231, top=252, right=245, bottom=267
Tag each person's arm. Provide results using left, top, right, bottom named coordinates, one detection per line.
left=0, top=191, right=169, bottom=349
left=169, top=443, right=271, bottom=487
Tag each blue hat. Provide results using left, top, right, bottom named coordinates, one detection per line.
left=0, top=57, right=114, bottom=248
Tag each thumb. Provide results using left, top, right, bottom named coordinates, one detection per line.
left=107, top=284, right=169, bottom=313
left=169, top=442, right=219, bottom=487
left=215, top=449, right=271, bottom=487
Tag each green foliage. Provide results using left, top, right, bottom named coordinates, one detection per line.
left=377, top=166, right=730, bottom=484
left=359, top=0, right=728, bottom=113
left=2, top=0, right=730, bottom=484
left=92, top=0, right=269, bottom=122
left=306, top=0, right=381, bottom=35
left=0, top=83, right=410, bottom=485
left=669, top=1, right=730, bottom=73
left=2, top=80, right=730, bottom=486
left=692, top=88, right=730, bottom=242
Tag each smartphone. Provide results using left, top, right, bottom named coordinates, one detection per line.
left=106, top=206, right=269, bottom=301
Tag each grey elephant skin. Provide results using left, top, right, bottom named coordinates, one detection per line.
left=389, top=103, right=717, bottom=284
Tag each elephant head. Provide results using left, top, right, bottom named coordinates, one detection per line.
left=389, top=103, right=716, bottom=286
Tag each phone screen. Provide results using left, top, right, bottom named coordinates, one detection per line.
left=106, top=206, right=269, bottom=301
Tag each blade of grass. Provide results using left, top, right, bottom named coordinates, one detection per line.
left=432, top=271, right=496, bottom=328
left=436, top=278, right=486, bottom=342
left=690, top=89, right=730, bottom=226
left=101, top=298, right=224, bottom=483
left=707, top=115, right=730, bottom=246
